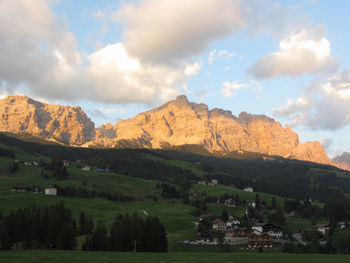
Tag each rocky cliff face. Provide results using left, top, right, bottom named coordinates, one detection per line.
left=94, top=95, right=333, bottom=165
left=0, top=95, right=334, bottom=165
left=0, top=96, right=95, bottom=145
left=332, top=152, right=350, bottom=171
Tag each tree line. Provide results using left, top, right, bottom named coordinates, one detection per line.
left=83, top=213, right=167, bottom=252
left=0, top=203, right=167, bottom=252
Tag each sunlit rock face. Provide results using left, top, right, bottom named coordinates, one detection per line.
left=0, top=95, right=334, bottom=166
left=0, top=96, right=95, bottom=145
left=95, top=95, right=333, bottom=165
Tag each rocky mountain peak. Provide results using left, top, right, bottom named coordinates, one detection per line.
left=0, top=95, right=336, bottom=167
left=238, top=111, right=275, bottom=124
left=0, top=95, right=95, bottom=145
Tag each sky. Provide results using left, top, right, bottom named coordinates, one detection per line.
left=0, top=0, right=350, bottom=158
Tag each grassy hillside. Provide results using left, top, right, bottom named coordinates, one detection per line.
left=0, top=134, right=347, bottom=252
left=1, top=251, right=350, bottom=263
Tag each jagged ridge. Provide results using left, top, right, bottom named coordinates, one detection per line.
left=0, top=95, right=333, bottom=165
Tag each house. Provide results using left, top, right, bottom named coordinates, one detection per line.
left=45, top=187, right=57, bottom=196
left=212, top=218, right=226, bottom=231
left=226, top=215, right=240, bottom=228
left=95, top=168, right=105, bottom=173
left=197, top=181, right=206, bottom=185
left=252, top=223, right=283, bottom=239
left=211, top=179, right=218, bottom=185
left=224, top=198, right=236, bottom=208
left=33, top=160, right=39, bottom=166
left=248, top=233, right=272, bottom=246
left=63, top=160, right=70, bottom=167
left=227, top=227, right=251, bottom=237
left=225, top=230, right=248, bottom=243
left=11, top=183, right=30, bottom=192
left=82, top=166, right=90, bottom=171
left=314, top=224, right=330, bottom=236
left=338, top=222, right=348, bottom=230
left=244, top=186, right=253, bottom=192
left=24, top=161, right=32, bottom=166
left=252, top=222, right=265, bottom=233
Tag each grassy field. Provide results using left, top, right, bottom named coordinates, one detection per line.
left=1, top=251, right=350, bottom=263
left=192, top=184, right=284, bottom=205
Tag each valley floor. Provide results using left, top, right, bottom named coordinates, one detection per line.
left=1, top=251, right=350, bottom=263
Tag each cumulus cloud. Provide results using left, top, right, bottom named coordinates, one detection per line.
left=0, top=0, right=202, bottom=105
left=249, top=28, right=338, bottom=79
left=221, top=81, right=248, bottom=98
left=114, top=0, right=244, bottom=64
left=273, top=69, right=350, bottom=130
left=0, top=0, right=80, bottom=96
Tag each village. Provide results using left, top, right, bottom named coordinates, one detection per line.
left=8, top=158, right=350, bottom=252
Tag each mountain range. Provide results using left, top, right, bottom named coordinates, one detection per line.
left=0, top=95, right=341, bottom=167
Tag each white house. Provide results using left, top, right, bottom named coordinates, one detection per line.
left=211, top=179, right=218, bottom=185
left=314, top=224, right=330, bottom=236
left=244, top=186, right=253, bottom=192
left=82, top=166, right=90, bottom=171
left=45, top=187, right=57, bottom=196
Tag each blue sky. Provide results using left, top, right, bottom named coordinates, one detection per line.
left=0, top=0, right=349, bottom=157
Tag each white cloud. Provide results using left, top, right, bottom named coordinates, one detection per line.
left=114, top=0, right=244, bottom=64
left=208, top=50, right=217, bottom=65
left=208, top=49, right=237, bottom=65
left=221, top=81, right=248, bottom=98
left=249, top=28, right=338, bottom=79
left=82, top=43, right=199, bottom=104
left=273, top=69, right=350, bottom=130
left=0, top=0, right=201, bottom=105
left=184, top=63, right=201, bottom=77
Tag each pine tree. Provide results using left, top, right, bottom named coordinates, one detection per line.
left=271, top=196, right=277, bottom=210
left=255, top=194, right=261, bottom=210
left=57, top=223, right=77, bottom=250
left=90, top=221, right=108, bottom=250
left=78, top=211, right=86, bottom=235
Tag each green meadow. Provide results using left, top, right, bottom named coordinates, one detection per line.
left=1, top=251, right=350, bottom=263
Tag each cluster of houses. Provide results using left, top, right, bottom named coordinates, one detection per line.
left=198, top=214, right=283, bottom=247
left=21, top=160, right=70, bottom=167
left=197, top=179, right=218, bottom=186
left=11, top=183, right=57, bottom=196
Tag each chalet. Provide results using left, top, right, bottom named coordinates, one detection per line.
left=252, top=223, right=283, bottom=239
left=244, top=186, right=253, bottom=192
left=212, top=218, right=226, bottom=231
left=82, top=166, right=90, bottom=171
left=248, top=233, right=272, bottom=246
left=224, top=198, right=236, bottom=208
left=226, top=216, right=240, bottom=228
left=11, top=183, right=30, bottom=192
left=313, top=224, right=330, bottom=236
left=44, top=187, right=57, bottom=196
